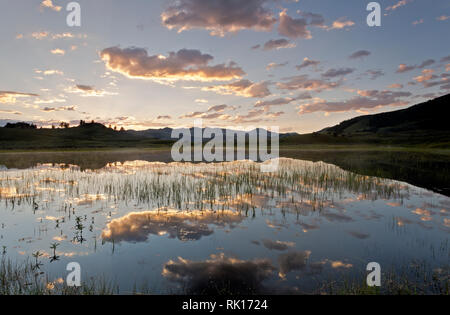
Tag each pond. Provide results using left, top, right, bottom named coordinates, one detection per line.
left=0, top=150, right=448, bottom=294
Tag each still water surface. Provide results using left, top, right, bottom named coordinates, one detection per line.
left=0, top=151, right=448, bottom=294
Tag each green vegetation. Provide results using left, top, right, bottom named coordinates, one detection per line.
left=0, top=122, right=174, bottom=150
left=0, top=259, right=117, bottom=295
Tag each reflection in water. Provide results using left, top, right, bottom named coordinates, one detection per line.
left=278, top=251, right=311, bottom=279
left=162, top=253, right=276, bottom=295
left=0, top=157, right=448, bottom=294
left=102, top=209, right=244, bottom=242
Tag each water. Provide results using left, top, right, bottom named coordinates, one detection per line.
left=0, top=151, right=448, bottom=294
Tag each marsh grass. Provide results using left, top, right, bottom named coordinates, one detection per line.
left=0, top=158, right=406, bottom=215
left=319, top=262, right=449, bottom=295
left=0, top=258, right=117, bottom=295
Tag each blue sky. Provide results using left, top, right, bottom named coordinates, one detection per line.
left=0, top=0, right=449, bottom=133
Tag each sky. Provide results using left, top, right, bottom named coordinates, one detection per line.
left=0, top=0, right=449, bottom=133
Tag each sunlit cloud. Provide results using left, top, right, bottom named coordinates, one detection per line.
left=414, top=69, right=436, bottom=83
left=202, top=80, right=271, bottom=98
left=327, top=17, right=355, bottom=30
left=436, top=15, right=450, bottom=21
left=50, top=48, right=65, bottom=55
left=0, top=91, right=39, bottom=104
left=31, top=31, right=49, bottom=40
left=100, top=46, right=245, bottom=82
left=266, top=62, right=288, bottom=71
left=386, top=0, right=413, bottom=12
left=297, top=90, right=411, bottom=115
left=40, top=0, right=62, bottom=12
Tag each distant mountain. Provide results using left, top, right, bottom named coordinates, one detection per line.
left=126, top=127, right=297, bottom=141
left=282, top=93, right=450, bottom=147
left=0, top=122, right=297, bottom=150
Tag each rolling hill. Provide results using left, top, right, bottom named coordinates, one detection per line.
left=282, top=93, right=450, bottom=147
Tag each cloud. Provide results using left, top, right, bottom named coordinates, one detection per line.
left=277, top=74, right=341, bottom=92
left=327, top=17, right=355, bottom=30
left=40, top=0, right=62, bottom=12
left=207, top=107, right=285, bottom=124
left=254, top=92, right=311, bottom=108
left=100, top=46, right=245, bottom=82
left=262, top=239, right=295, bottom=251
left=50, top=48, right=65, bottom=55
left=364, top=69, right=385, bottom=80
left=441, top=55, right=450, bottom=63
left=396, top=63, right=416, bottom=73
left=180, top=104, right=234, bottom=119
left=0, top=91, right=39, bottom=104
left=414, top=69, right=436, bottom=83
left=349, top=50, right=371, bottom=60
left=346, top=230, right=370, bottom=239
left=278, top=10, right=311, bottom=39
left=322, top=67, right=355, bottom=78
left=262, top=39, right=296, bottom=51
left=297, top=90, right=411, bottom=115
left=278, top=250, right=311, bottom=279
left=41, top=106, right=77, bottom=112
left=412, top=19, right=424, bottom=25
left=386, top=0, right=413, bottom=11
left=0, top=109, right=22, bottom=115
left=102, top=209, right=244, bottom=243
left=436, top=15, right=450, bottom=21
left=35, top=69, right=64, bottom=76
left=388, top=83, right=404, bottom=89
left=202, top=80, right=271, bottom=97
left=156, top=115, right=172, bottom=120
left=297, top=11, right=326, bottom=28
left=266, top=62, right=288, bottom=71
left=31, top=31, right=49, bottom=39
left=296, top=57, right=320, bottom=71
left=418, top=59, right=435, bottom=68
left=161, top=0, right=277, bottom=37
left=66, top=85, right=114, bottom=97
left=162, top=253, right=275, bottom=294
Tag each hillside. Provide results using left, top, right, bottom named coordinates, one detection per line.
left=282, top=94, right=450, bottom=147
left=0, top=123, right=172, bottom=150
